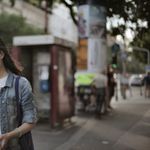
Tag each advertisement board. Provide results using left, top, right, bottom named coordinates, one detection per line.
left=77, top=39, right=88, bottom=70
left=88, top=5, right=107, bottom=72
left=88, top=38, right=106, bottom=72
left=78, top=4, right=107, bottom=72
left=78, top=5, right=90, bottom=38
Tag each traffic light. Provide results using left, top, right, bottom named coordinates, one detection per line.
left=112, top=54, right=117, bottom=68
left=111, top=43, right=120, bottom=68
left=111, top=43, right=120, bottom=54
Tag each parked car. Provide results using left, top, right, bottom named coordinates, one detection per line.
left=129, top=74, right=143, bottom=86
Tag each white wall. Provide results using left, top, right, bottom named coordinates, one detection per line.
left=49, top=4, right=78, bottom=43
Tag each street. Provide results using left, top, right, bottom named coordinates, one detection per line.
left=33, top=87, right=150, bottom=150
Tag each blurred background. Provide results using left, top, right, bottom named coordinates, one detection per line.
left=0, top=0, right=150, bottom=149
left=0, top=0, right=150, bottom=125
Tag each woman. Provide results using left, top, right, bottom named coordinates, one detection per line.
left=0, top=38, right=37, bottom=150
left=107, top=65, right=116, bottom=109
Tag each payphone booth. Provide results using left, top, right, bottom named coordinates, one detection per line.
left=12, top=35, right=76, bottom=127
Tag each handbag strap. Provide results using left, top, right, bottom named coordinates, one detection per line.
left=15, top=76, right=22, bottom=126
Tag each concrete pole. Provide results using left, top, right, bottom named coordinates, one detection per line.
left=41, top=0, right=48, bottom=33
left=44, top=0, right=48, bottom=33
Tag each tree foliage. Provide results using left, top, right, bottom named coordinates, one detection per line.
left=131, top=28, right=150, bottom=48
left=6, top=0, right=149, bottom=30
left=2, top=0, right=150, bottom=50
left=24, top=0, right=77, bottom=24
left=0, top=0, right=15, bottom=6
left=0, top=13, right=43, bottom=45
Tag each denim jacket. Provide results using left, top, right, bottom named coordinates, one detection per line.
left=0, top=72, right=37, bottom=149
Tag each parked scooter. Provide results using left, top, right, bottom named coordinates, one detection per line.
left=76, top=85, right=93, bottom=109
left=75, top=71, right=95, bottom=111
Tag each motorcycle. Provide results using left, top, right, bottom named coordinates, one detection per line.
left=76, top=85, right=93, bottom=110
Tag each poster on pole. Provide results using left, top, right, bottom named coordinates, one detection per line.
left=145, top=65, right=150, bottom=72
left=78, top=5, right=90, bottom=38
left=77, top=39, right=88, bottom=70
left=88, top=38, right=106, bottom=72
left=89, top=5, right=106, bottom=39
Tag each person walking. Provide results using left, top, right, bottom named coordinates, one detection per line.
left=107, top=65, right=116, bottom=109
left=92, top=71, right=107, bottom=118
left=0, top=38, right=37, bottom=150
left=143, top=72, right=150, bottom=98
left=120, top=73, right=129, bottom=99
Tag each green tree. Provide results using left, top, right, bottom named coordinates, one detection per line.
left=131, top=29, right=150, bottom=65
left=4, top=0, right=149, bottom=31
left=24, top=0, right=77, bottom=25
left=0, top=13, right=43, bottom=45
left=0, top=0, right=15, bottom=6
left=132, top=29, right=150, bottom=49
left=3, top=0, right=150, bottom=50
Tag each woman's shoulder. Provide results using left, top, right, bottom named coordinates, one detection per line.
left=14, top=75, right=31, bottom=88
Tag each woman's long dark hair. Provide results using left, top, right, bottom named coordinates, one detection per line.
left=0, top=38, right=22, bottom=75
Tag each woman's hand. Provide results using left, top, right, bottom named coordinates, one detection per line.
left=0, top=123, right=35, bottom=150
left=0, top=134, right=9, bottom=150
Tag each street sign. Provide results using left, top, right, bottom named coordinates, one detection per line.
left=145, top=65, right=150, bottom=72
left=111, top=43, right=120, bottom=54
left=120, top=51, right=127, bottom=61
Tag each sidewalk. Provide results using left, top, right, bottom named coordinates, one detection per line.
left=32, top=87, right=150, bottom=150
left=32, top=116, right=88, bottom=150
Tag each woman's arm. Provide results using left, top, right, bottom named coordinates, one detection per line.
left=7, top=122, right=35, bottom=139
left=0, top=123, right=35, bottom=149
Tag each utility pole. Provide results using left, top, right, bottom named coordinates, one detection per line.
left=45, top=0, right=48, bottom=34
left=41, top=0, right=48, bottom=33
left=132, top=47, right=150, bottom=65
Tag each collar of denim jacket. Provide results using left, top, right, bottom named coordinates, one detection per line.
left=5, top=72, right=15, bottom=87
